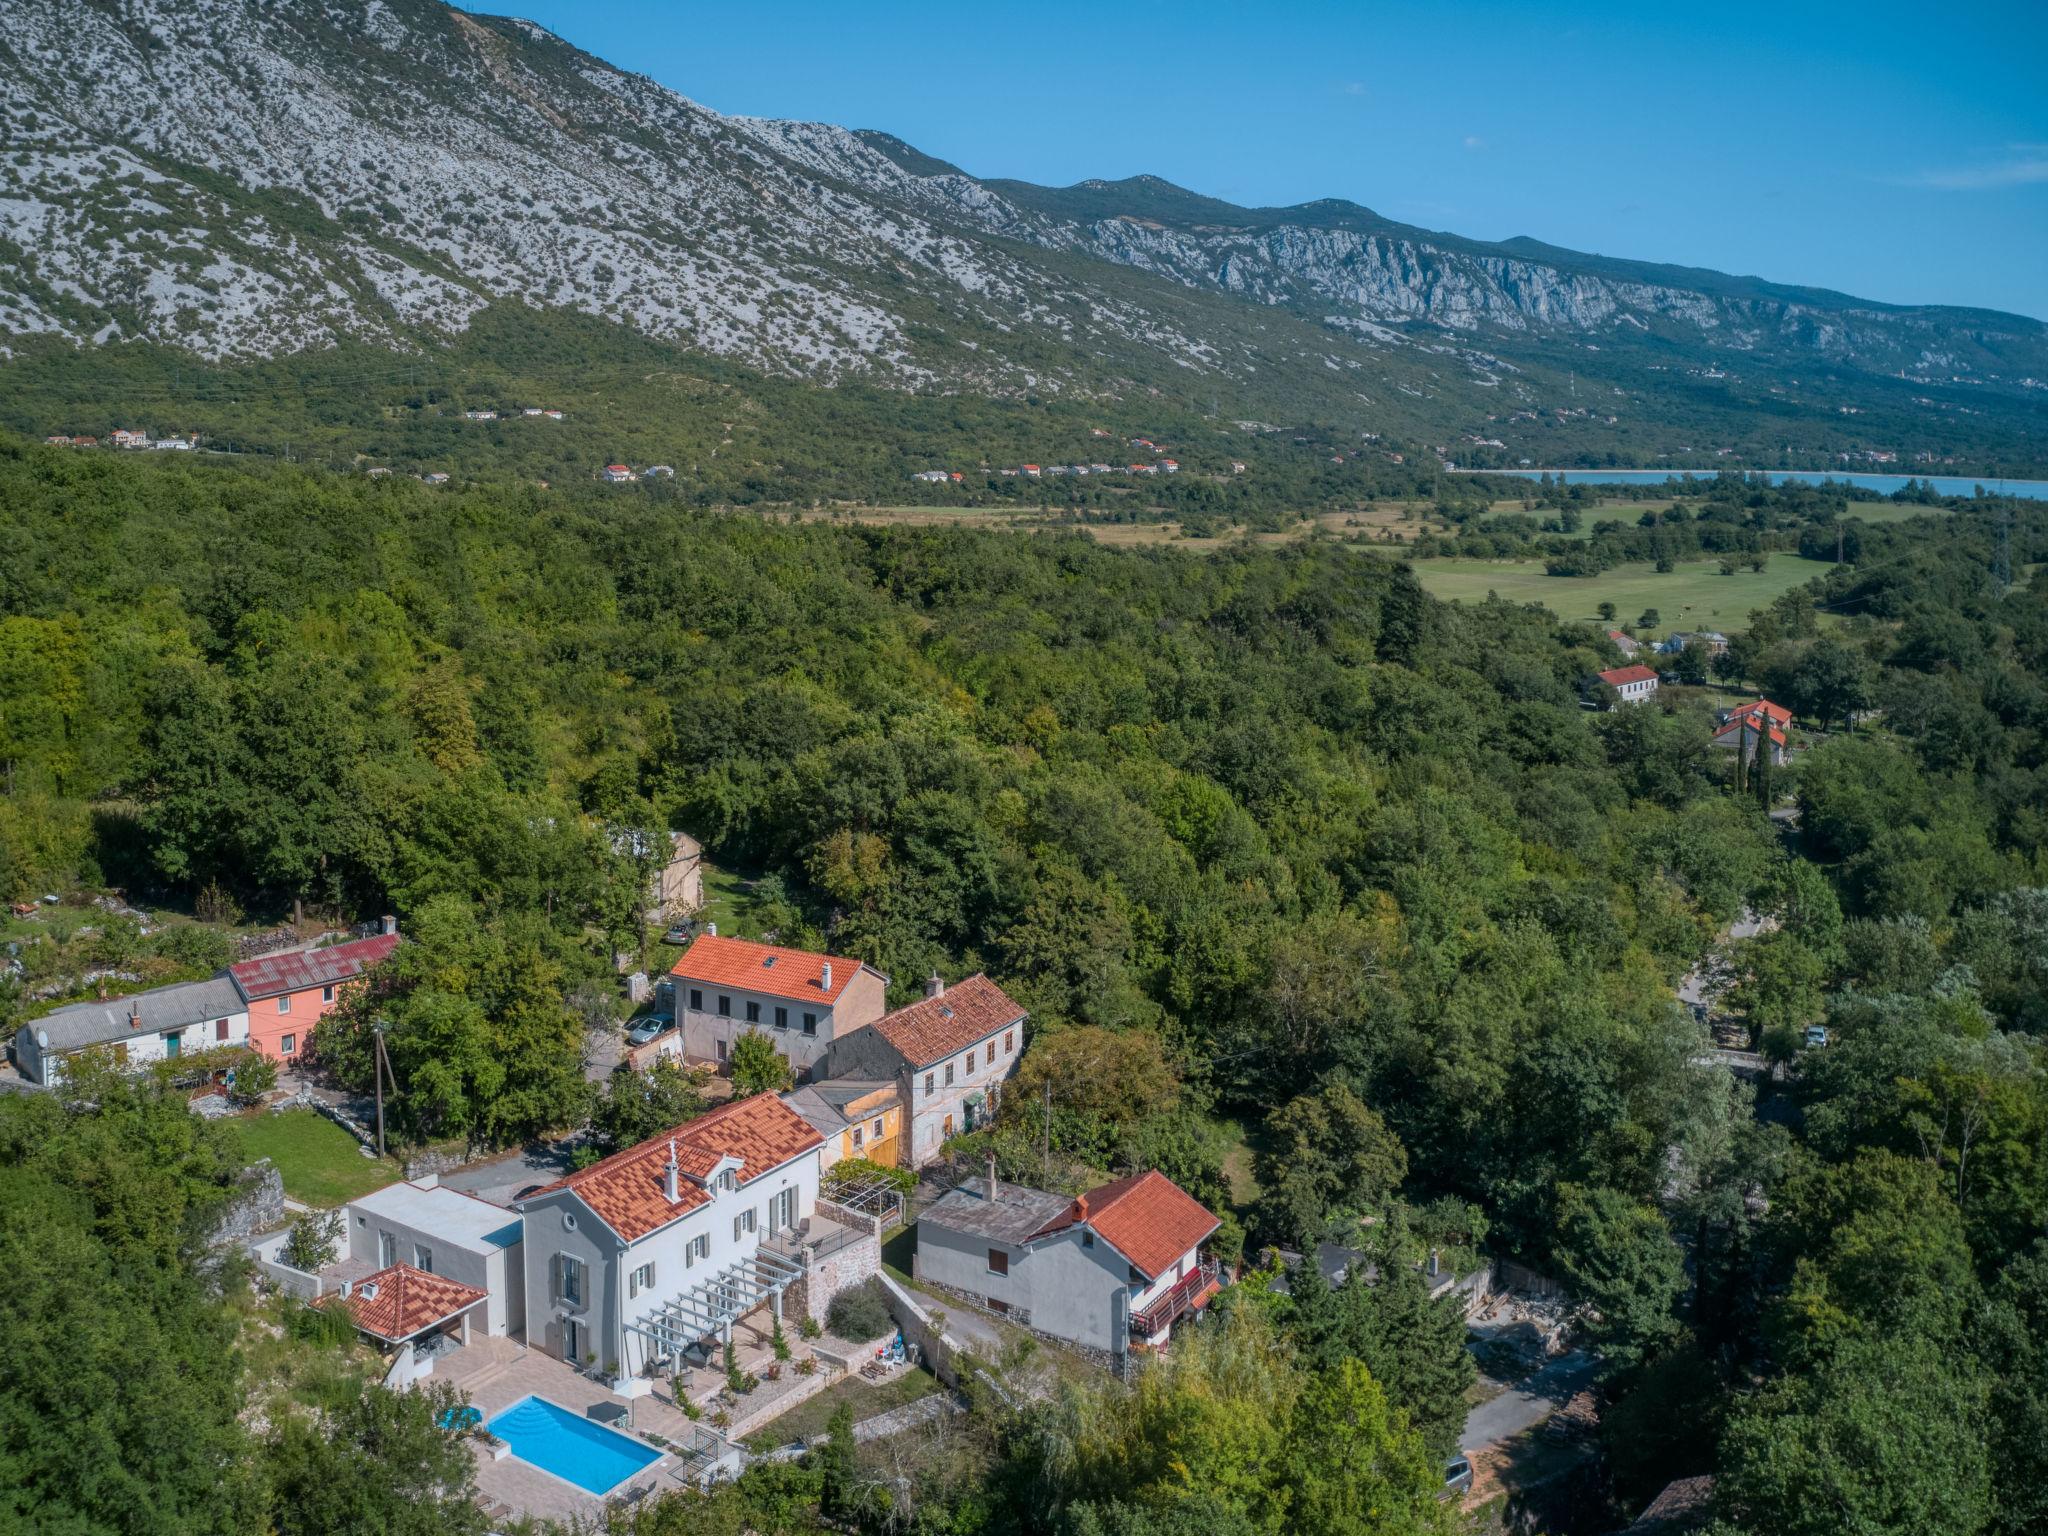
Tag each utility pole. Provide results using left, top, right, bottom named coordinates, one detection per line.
left=372, top=1018, right=396, bottom=1158
left=1042, top=1078, right=1052, bottom=1185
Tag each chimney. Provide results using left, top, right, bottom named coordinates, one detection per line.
left=986, top=1153, right=999, bottom=1203
left=380, top=914, right=397, bottom=936
left=706, top=921, right=717, bottom=937
left=129, top=1002, right=141, bottom=1030
left=925, top=973, right=945, bottom=1000
left=820, top=961, right=832, bottom=991
left=664, top=1139, right=680, bottom=1204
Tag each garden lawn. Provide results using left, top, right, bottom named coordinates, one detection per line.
left=228, top=1108, right=400, bottom=1206
left=741, top=1365, right=942, bottom=1451
left=1404, top=555, right=1824, bottom=638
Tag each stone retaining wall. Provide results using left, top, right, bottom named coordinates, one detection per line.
left=781, top=1227, right=882, bottom=1328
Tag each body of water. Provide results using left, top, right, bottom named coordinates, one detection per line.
left=1478, top=468, right=2048, bottom=502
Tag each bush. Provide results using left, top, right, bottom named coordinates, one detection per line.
left=151, top=922, right=232, bottom=974
left=826, top=1278, right=894, bottom=1342
left=281, top=1208, right=343, bottom=1272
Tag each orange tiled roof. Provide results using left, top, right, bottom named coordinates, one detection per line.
left=1723, top=698, right=1792, bottom=725
left=670, top=934, right=874, bottom=1006
left=1033, top=1169, right=1219, bottom=1281
left=523, top=1092, right=823, bottom=1242
left=318, top=1263, right=486, bottom=1343
left=1597, top=665, right=1659, bottom=687
left=1713, top=718, right=1787, bottom=749
left=867, top=975, right=1025, bottom=1069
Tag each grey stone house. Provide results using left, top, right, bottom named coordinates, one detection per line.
left=915, top=1169, right=1222, bottom=1358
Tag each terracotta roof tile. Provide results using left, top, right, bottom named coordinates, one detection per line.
left=669, top=934, right=877, bottom=1006
left=230, top=933, right=399, bottom=1001
left=1722, top=698, right=1792, bottom=725
left=1596, top=665, right=1659, bottom=687
left=521, top=1092, right=823, bottom=1243
left=318, top=1262, right=485, bottom=1343
left=866, top=975, right=1025, bottom=1069
left=1713, top=718, right=1787, bottom=748
left=1033, top=1169, right=1219, bottom=1281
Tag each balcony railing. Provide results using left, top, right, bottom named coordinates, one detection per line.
left=1130, top=1259, right=1221, bottom=1339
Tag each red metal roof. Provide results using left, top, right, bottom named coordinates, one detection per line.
left=669, top=934, right=872, bottom=1006
left=521, top=1092, right=823, bottom=1243
left=229, top=932, right=399, bottom=1001
left=1597, top=665, right=1659, bottom=686
left=866, top=975, right=1025, bottom=1069
left=1033, top=1169, right=1219, bottom=1281
left=317, top=1262, right=486, bottom=1343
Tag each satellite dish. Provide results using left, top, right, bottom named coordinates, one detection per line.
left=37, top=1029, right=49, bottom=1048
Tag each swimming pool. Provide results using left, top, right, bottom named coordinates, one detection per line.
left=486, top=1395, right=661, bottom=1495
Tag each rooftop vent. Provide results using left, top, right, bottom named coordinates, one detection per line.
left=359, top=1281, right=379, bottom=1301
left=762, top=955, right=776, bottom=968
left=820, top=962, right=832, bottom=990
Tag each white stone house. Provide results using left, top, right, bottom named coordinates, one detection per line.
left=14, top=977, right=249, bottom=1086
left=511, top=1093, right=832, bottom=1380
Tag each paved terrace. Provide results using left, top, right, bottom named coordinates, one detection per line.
left=435, top=1308, right=843, bottom=1525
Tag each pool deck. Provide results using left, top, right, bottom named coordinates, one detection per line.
left=438, top=1337, right=705, bottom=1523
left=437, top=1314, right=836, bottom=1524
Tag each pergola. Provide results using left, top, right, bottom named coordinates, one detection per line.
left=622, top=1246, right=807, bottom=1377
left=825, top=1171, right=905, bottom=1228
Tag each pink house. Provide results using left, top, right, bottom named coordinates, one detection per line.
left=230, top=923, right=400, bottom=1063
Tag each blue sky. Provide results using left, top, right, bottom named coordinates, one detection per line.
left=496, top=0, right=2048, bottom=319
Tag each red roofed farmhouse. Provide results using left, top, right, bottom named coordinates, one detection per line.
left=822, top=973, right=1027, bottom=1166
left=1714, top=699, right=1792, bottom=765
left=670, top=933, right=887, bottom=1080
left=1593, top=663, right=1660, bottom=707
left=915, top=1167, right=1223, bottom=1358
left=230, top=921, right=399, bottom=1063
left=512, top=1092, right=865, bottom=1375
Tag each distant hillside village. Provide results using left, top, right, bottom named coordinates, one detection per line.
left=911, top=433, right=1244, bottom=484
left=44, top=428, right=199, bottom=450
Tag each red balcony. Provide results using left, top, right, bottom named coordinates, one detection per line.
left=1130, top=1258, right=1222, bottom=1341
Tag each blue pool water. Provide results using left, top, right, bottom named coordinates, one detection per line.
left=486, top=1396, right=660, bottom=1495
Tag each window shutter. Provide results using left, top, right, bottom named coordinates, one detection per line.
left=550, top=1252, right=562, bottom=1303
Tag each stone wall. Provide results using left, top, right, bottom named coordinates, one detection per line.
left=211, top=1158, right=286, bottom=1248
left=913, top=1277, right=1129, bottom=1378
left=782, top=1227, right=881, bottom=1329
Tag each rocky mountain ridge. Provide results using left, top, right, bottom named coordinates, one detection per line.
left=1, top=0, right=2041, bottom=464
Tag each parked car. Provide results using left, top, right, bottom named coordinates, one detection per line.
left=626, top=1015, right=673, bottom=1046
left=662, top=918, right=695, bottom=946
left=1803, top=1024, right=1829, bottom=1049
left=1440, top=1456, right=1473, bottom=1499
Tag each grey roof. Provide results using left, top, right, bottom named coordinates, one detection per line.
left=920, top=1176, right=1071, bottom=1246
left=782, top=1079, right=895, bottom=1138
left=24, top=977, right=245, bottom=1054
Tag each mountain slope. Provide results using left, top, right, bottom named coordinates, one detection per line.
left=0, top=0, right=2042, bottom=473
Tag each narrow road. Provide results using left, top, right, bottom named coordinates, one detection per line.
left=1459, top=1350, right=1600, bottom=1454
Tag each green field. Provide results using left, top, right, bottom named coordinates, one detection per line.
left=1405, top=555, right=1824, bottom=636
left=227, top=1109, right=400, bottom=1206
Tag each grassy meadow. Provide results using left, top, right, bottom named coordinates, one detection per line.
left=1404, top=555, right=1825, bottom=636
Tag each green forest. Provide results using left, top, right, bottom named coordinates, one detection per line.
left=2, top=432, right=2046, bottom=1535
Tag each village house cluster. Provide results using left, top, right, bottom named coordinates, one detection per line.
left=14, top=867, right=1227, bottom=1519
left=911, top=436, right=1237, bottom=485
left=462, top=407, right=566, bottom=421
left=13, top=920, right=402, bottom=1086
left=44, top=428, right=197, bottom=450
